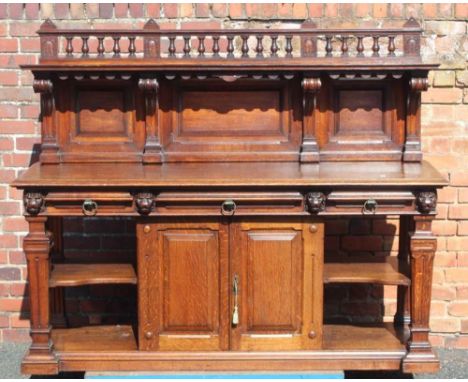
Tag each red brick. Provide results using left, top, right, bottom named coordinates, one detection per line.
left=355, top=4, right=370, bottom=17
left=462, top=320, right=468, bottom=333
left=446, top=268, right=468, bottom=283
left=433, top=220, right=457, bottom=236
left=179, top=3, right=193, bottom=17
left=24, top=3, right=38, bottom=19
left=0, top=104, right=18, bottom=118
left=0, top=71, right=18, bottom=86
left=342, top=236, right=383, bottom=252
left=10, top=314, right=30, bottom=328
left=438, top=187, right=457, bottom=204
left=212, top=4, right=227, bottom=18
left=0, top=267, right=21, bottom=280
left=2, top=153, right=33, bottom=168
left=429, top=334, right=445, bottom=347
left=9, top=250, right=26, bottom=266
left=181, top=21, right=220, bottom=30
left=3, top=217, right=28, bottom=233
left=19, top=103, right=40, bottom=119
left=245, top=3, right=261, bottom=18
left=432, top=285, right=457, bottom=301
left=373, top=3, right=387, bottom=18
left=0, top=234, right=18, bottom=249
left=451, top=172, right=468, bottom=187
left=10, top=282, right=27, bottom=297
left=423, top=87, right=463, bottom=104
left=458, top=253, right=468, bottom=267
left=0, top=4, right=6, bottom=19
left=455, top=4, right=468, bottom=19
left=262, top=4, right=277, bottom=19
left=229, top=4, right=243, bottom=19
left=290, top=3, right=306, bottom=19
left=86, top=3, right=99, bottom=18
left=449, top=302, right=468, bottom=317
left=423, top=4, right=438, bottom=19
left=8, top=4, right=23, bottom=19
left=0, top=137, right=13, bottom=151
left=99, top=3, right=113, bottom=18
left=2, top=329, right=30, bottom=342
left=0, top=314, right=8, bottom=328
left=458, top=222, right=468, bottom=236
left=405, top=3, right=421, bottom=18
left=0, top=38, right=18, bottom=52
left=457, top=285, right=468, bottom=299
left=430, top=301, right=447, bottom=317
left=145, top=3, right=160, bottom=18
left=0, top=120, right=37, bottom=134
left=277, top=4, right=292, bottom=18
left=129, top=4, right=144, bottom=18
left=0, top=298, right=24, bottom=311
left=305, top=4, right=321, bottom=18
left=0, top=169, right=16, bottom=183
left=390, top=3, right=404, bottom=18
left=434, top=251, right=457, bottom=267
left=439, top=3, right=453, bottom=18
left=446, top=335, right=468, bottom=349
left=54, top=3, right=69, bottom=19
left=448, top=205, right=468, bottom=220
left=15, top=136, right=40, bottom=151
left=114, top=3, right=128, bottom=18
left=0, top=201, right=21, bottom=216
left=164, top=4, right=178, bottom=18
left=20, top=38, right=40, bottom=53
left=430, top=318, right=460, bottom=333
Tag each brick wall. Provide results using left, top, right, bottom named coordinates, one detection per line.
left=0, top=3, right=467, bottom=347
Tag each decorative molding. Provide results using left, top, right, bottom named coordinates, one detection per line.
left=416, top=191, right=437, bottom=214
left=305, top=192, right=326, bottom=213
left=302, top=77, right=322, bottom=93
left=134, top=192, right=156, bottom=215
left=24, top=192, right=45, bottom=215
left=409, top=77, right=429, bottom=93
left=143, top=19, right=160, bottom=58
left=138, top=78, right=159, bottom=113
left=33, top=79, right=54, bottom=115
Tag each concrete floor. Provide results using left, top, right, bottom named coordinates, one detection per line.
left=1, top=342, right=467, bottom=379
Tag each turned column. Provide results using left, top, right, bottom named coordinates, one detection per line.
left=22, top=193, right=58, bottom=374
left=403, top=192, right=439, bottom=372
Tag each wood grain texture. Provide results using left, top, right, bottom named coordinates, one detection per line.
left=49, top=263, right=137, bottom=287
left=324, top=257, right=410, bottom=286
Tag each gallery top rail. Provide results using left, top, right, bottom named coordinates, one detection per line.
left=37, top=18, right=423, bottom=62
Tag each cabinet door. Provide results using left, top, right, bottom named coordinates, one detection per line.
left=230, top=220, right=323, bottom=351
left=137, top=220, right=229, bottom=351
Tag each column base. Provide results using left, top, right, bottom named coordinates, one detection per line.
left=402, top=344, right=439, bottom=373
left=22, top=351, right=59, bottom=375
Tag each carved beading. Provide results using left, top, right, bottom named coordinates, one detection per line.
left=24, top=192, right=45, bottom=215
left=305, top=192, right=326, bottom=213
left=409, top=77, right=429, bottom=93
left=135, top=192, right=156, bottom=215
left=302, top=77, right=322, bottom=93
left=416, top=191, right=437, bottom=214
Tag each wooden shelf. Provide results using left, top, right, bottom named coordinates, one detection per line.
left=51, top=323, right=405, bottom=353
left=323, top=323, right=406, bottom=351
left=52, top=325, right=137, bottom=352
left=49, top=263, right=137, bottom=287
left=324, top=257, right=410, bottom=286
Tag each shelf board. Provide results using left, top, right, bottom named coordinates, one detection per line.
left=52, top=325, right=137, bottom=352
left=49, top=263, right=137, bottom=287
left=323, top=323, right=406, bottom=351
left=324, top=257, right=410, bottom=286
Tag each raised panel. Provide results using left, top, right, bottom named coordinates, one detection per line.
left=162, top=232, right=218, bottom=332
left=230, top=220, right=323, bottom=351
left=77, top=90, right=128, bottom=136
left=180, top=91, right=281, bottom=136
left=137, top=221, right=229, bottom=351
left=246, top=232, right=301, bottom=332
left=337, top=90, right=383, bottom=135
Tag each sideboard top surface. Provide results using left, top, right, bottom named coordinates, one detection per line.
left=13, top=161, right=448, bottom=189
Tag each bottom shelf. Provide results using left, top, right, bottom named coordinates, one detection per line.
left=51, top=323, right=406, bottom=353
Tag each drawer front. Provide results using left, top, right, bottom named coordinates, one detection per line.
left=154, top=192, right=305, bottom=216
left=323, top=191, right=416, bottom=215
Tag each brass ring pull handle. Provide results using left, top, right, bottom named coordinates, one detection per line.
left=82, top=199, right=98, bottom=216
left=363, top=199, right=378, bottom=215
left=221, top=199, right=236, bottom=216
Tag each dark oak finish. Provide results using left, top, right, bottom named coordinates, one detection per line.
left=13, top=18, right=447, bottom=375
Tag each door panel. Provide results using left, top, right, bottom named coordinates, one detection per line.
left=230, top=220, right=323, bottom=351
left=137, top=220, right=229, bottom=351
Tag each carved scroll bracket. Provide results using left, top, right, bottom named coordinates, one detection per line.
left=305, top=192, right=326, bottom=214
left=416, top=191, right=437, bottom=214
left=134, top=192, right=156, bottom=215
left=24, top=192, right=46, bottom=216
left=300, top=77, right=322, bottom=163
left=138, top=78, right=163, bottom=164
left=33, top=79, right=59, bottom=164
left=403, top=76, right=428, bottom=163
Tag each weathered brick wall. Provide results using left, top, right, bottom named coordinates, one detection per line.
left=0, top=3, right=467, bottom=347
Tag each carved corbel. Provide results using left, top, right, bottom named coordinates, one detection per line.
left=138, top=78, right=163, bottom=164
left=134, top=192, right=156, bottom=215
left=33, top=79, right=59, bottom=163
left=416, top=191, right=437, bottom=214
left=300, top=77, right=322, bottom=163
left=404, top=77, right=428, bottom=162
left=305, top=192, right=326, bottom=213
left=24, top=192, right=45, bottom=215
